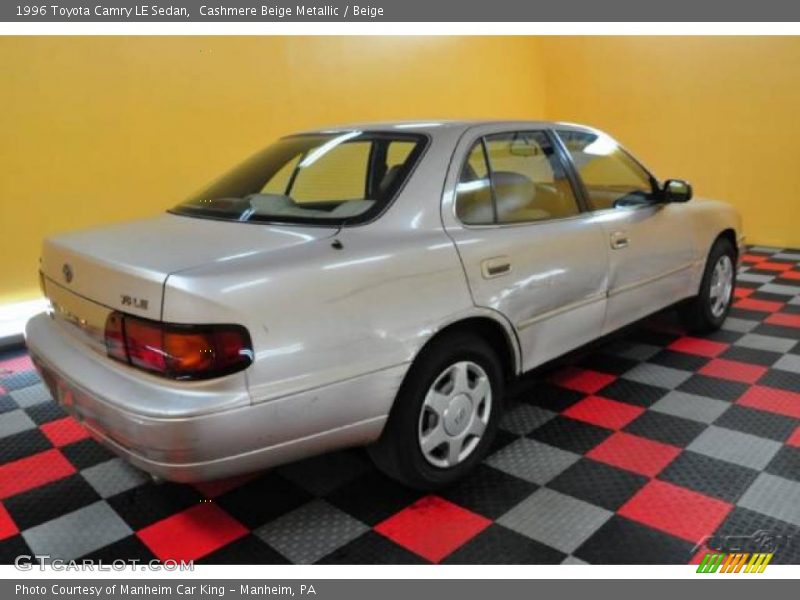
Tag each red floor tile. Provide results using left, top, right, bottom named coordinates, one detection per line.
left=765, top=313, right=800, bottom=329
left=741, top=254, right=767, bottom=264
left=374, top=495, right=491, bottom=563
left=562, top=395, right=645, bottom=430
left=0, top=503, right=18, bottom=541
left=619, top=480, right=732, bottom=544
left=668, top=337, right=728, bottom=358
left=733, top=298, right=784, bottom=313
left=40, top=417, right=90, bottom=447
left=738, top=386, right=800, bottom=419
left=137, top=503, right=248, bottom=562
left=699, top=358, right=768, bottom=384
left=0, top=355, right=33, bottom=375
left=549, top=367, right=616, bottom=394
left=586, top=432, right=681, bottom=477
left=757, top=261, right=794, bottom=272
left=779, top=270, right=800, bottom=281
left=0, top=449, right=76, bottom=500
left=786, top=427, right=800, bottom=448
left=734, top=288, right=754, bottom=299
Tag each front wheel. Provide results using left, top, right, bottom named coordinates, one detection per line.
left=368, top=332, right=504, bottom=490
left=679, top=237, right=737, bottom=333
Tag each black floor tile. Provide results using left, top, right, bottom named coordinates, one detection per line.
left=439, top=464, right=537, bottom=520
left=597, top=379, right=669, bottom=408
left=4, top=474, right=100, bottom=530
left=678, top=374, right=749, bottom=402
left=624, top=411, right=706, bottom=448
left=714, top=404, right=798, bottom=442
left=197, top=534, right=290, bottom=565
left=658, top=451, right=759, bottom=503
left=319, top=531, right=427, bottom=564
left=575, top=516, right=695, bottom=564
left=442, top=524, right=565, bottom=564
left=528, top=416, right=613, bottom=455
left=548, top=458, right=648, bottom=511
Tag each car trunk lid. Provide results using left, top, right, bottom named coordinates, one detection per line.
left=40, top=213, right=336, bottom=353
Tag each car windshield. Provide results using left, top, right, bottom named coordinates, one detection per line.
left=171, top=131, right=427, bottom=225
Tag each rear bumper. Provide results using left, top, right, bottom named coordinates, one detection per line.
left=25, top=313, right=399, bottom=482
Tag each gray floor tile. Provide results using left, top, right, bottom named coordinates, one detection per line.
left=760, top=283, right=800, bottom=297
left=0, top=409, right=35, bottom=438
left=722, top=317, right=759, bottom=334
left=23, top=501, right=131, bottom=561
left=486, top=438, right=580, bottom=484
left=688, top=426, right=782, bottom=471
left=650, top=391, right=730, bottom=424
left=774, top=252, right=800, bottom=261
left=738, top=473, right=800, bottom=527
left=500, top=404, right=557, bottom=435
left=774, top=354, right=800, bottom=375
left=737, top=273, right=774, bottom=284
left=254, top=500, right=368, bottom=564
left=621, top=363, right=692, bottom=390
left=498, top=488, right=611, bottom=554
left=750, top=246, right=783, bottom=254
left=9, top=383, right=52, bottom=408
left=562, top=555, right=589, bottom=565
left=81, top=458, right=150, bottom=498
left=734, top=334, right=797, bottom=354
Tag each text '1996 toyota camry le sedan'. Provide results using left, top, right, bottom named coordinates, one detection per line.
left=25, top=120, right=744, bottom=489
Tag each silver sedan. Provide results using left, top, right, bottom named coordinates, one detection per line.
left=25, top=120, right=744, bottom=489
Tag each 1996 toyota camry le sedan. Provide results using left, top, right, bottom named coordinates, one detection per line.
left=26, top=120, right=744, bottom=489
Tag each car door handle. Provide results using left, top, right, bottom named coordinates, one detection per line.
left=610, top=231, right=629, bottom=250
left=481, top=256, right=512, bottom=279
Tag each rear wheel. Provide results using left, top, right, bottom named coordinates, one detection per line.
left=368, top=332, right=504, bottom=490
left=679, top=237, right=737, bottom=333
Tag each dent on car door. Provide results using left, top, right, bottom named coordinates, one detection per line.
left=444, top=130, right=609, bottom=372
left=555, top=129, right=696, bottom=334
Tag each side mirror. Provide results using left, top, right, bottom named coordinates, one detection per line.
left=661, top=179, right=693, bottom=203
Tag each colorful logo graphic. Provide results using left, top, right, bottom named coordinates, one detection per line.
left=695, top=530, right=789, bottom=574
left=696, top=552, right=773, bottom=573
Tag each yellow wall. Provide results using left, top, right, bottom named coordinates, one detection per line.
left=539, top=36, right=800, bottom=250
left=2, top=36, right=800, bottom=305
left=0, top=36, right=546, bottom=304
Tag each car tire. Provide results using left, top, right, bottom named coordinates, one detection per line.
left=679, top=237, right=737, bottom=333
left=367, top=331, right=505, bottom=490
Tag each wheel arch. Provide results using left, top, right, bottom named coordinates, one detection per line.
left=415, top=313, right=521, bottom=382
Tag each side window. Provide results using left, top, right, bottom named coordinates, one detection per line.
left=484, top=131, right=580, bottom=224
left=455, top=141, right=494, bottom=225
left=556, top=130, right=656, bottom=210
left=290, top=141, right=371, bottom=203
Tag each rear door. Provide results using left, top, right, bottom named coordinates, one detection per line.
left=442, top=126, right=610, bottom=373
left=554, top=128, right=696, bottom=334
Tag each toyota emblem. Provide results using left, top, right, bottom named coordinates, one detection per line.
left=62, top=263, right=73, bottom=284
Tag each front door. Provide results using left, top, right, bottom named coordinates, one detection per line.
left=442, top=128, right=610, bottom=373
left=555, top=129, right=696, bottom=334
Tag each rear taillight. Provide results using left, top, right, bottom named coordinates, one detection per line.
left=104, top=312, right=253, bottom=380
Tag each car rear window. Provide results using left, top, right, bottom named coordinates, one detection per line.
left=171, top=131, right=427, bottom=226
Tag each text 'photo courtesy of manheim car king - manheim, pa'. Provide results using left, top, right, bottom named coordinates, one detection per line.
left=26, top=120, right=743, bottom=490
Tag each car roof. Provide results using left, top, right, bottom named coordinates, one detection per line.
left=294, top=120, right=595, bottom=136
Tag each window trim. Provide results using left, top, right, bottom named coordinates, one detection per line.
left=453, top=129, right=585, bottom=228
left=169, top=130, right=431, bottom=229
left=551, top=128, right=662, bottom=214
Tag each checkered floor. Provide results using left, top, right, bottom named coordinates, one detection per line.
left=1, top=246, right=799, bottom=565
